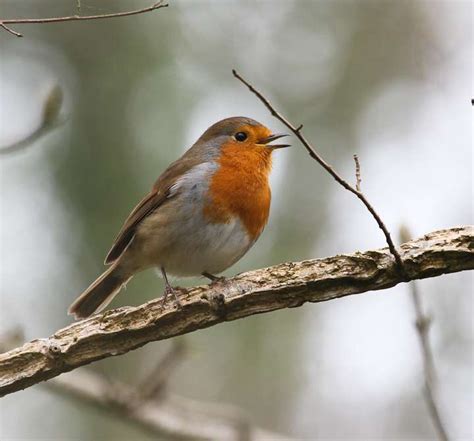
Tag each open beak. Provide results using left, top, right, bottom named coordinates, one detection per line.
left=260, top=133, right=290, bottom=150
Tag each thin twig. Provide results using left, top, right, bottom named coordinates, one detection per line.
left=1, top=226, right=472, bottom=397
left=0, top=22, right=22, bottom=37
left=0, top=1, right=168, bottom=37
left=232, top=69, right=408, bottom=279
left=412, top=282, right=451, bottom=441
left=353, top=154, right=361, bottom=192
left=400, top=226, right=450, bottom=441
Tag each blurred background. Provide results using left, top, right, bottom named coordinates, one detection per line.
left=0, top=0, right=472, bottom=439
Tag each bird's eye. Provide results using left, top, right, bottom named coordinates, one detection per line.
left=234, top=132, right=248, bottom=142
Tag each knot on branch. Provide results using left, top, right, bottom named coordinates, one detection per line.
left=415, top=315, right=432, bottom=334
left=39, top=338, right=66, bottom=367
left=201, top=291, right=227, bottom=318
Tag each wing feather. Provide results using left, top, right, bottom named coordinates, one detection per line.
left=104, top=150, right=206, bottom=264
left=104, top=190, right=167, bottom=264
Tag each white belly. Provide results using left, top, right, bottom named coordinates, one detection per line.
left=161, top=216, right=252, bottom=276
left=132, top=197, right=254, bottom=277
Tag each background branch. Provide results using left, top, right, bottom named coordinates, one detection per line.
left=0, top=226, right=472, bottom=397
left=400, top=226, right=451, bottom=441
left=0, top=1, right=168, bottom=37
left=46, top=369, right=283, bottom=441
left=232, top=69, right=407, bottom=277
left=0, top=333, right=281, bottom=441
left=353, top=154, right=362, bottom=192
left=0, top=84, right=65, bottom=156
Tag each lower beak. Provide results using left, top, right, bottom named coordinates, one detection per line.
left=260, top=133, right=291, bottom=149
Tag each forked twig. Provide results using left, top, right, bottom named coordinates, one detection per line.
left=232, top=69, right=407, bottom=278
left=0, top=22, right=22, bottom=37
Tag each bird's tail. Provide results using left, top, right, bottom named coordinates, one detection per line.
left=68, top=264, right=131, bottom=319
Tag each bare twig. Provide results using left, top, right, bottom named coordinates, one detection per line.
left=412, top=283, right=450, bottom=441
left=353, top=154, right=362, bottom=191
left=0, top=22, right=22, bottom=37
left=232, top=69, right=408, bottom=279
left=0, top=1, right=168, bottom=37
left=0, top=226, right=472, bottom=397
left=400, top=226, right=450, bottom=441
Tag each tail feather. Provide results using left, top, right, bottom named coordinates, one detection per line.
left=68, top=265, right=131, bottom=319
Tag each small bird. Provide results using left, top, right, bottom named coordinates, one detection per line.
left=68, top=116, right=289, bottom=319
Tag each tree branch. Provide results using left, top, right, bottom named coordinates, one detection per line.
left=414, top=296, right=451, bottom=441
left=232, top=69, right=408, bottom=278
left=44, top=368, right=283, bottom=441
left=0, top=1, right=168, bottom=37
left=0, top=226, right=472, bottom=397
left=353, top=154, right=362, bottom=192
left=44, top=368, right=284, bottom=441
left=0, top=334, right=282, bottom=440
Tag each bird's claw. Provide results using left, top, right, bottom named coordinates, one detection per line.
left=161, top=285, right=183, bottom=309
left=202, top=272, right=227, bottom=286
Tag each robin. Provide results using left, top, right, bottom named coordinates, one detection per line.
left=68, top=116, right=290, bottom=319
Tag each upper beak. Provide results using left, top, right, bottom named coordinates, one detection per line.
left=260, top=133, right=291, bottom=149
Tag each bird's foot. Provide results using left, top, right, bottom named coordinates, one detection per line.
left=161, top=285, right=183, bottom=309
left=202, top=272, right=227, bottom=286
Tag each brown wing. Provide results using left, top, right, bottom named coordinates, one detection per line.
left=104, top=190, right=167, bottom=264
left=104, top=149, right=206, bottom=264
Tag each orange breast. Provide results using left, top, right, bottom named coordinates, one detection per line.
left=203, top=143, right=272, bottom=240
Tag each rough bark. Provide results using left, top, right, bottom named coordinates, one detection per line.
left=1, top=226, right=472, bottom=397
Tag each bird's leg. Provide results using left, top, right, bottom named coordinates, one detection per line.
left=160, top=266, right=182, bottom=308
left=202, top=272, right=226, bottom=285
